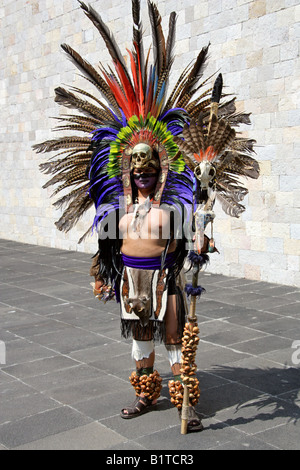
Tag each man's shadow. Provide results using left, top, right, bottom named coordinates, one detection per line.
left=160, top=364, right=300, bottom=429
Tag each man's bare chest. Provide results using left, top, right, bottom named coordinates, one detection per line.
left=119, top=208, right=172, bottom=240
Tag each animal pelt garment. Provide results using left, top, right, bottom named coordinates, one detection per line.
left=119, top=254, right=187, bottom=342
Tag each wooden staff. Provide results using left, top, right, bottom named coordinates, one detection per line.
left=181, top=262, right=200, bottom=434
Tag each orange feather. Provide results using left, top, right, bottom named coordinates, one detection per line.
left=204, top=146, right=217, bottom=161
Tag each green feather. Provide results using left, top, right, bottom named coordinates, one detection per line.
left=106, top=113, right=185, bottom=177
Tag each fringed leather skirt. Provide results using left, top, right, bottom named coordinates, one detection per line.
left=119, top=253, right=186, bottom=342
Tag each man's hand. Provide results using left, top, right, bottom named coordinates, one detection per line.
left=91, top=281, right=115, bottom=303
left=95, top=279, right=104, bottom=291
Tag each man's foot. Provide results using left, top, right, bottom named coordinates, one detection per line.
left=179, top=406, right=204, bottom=432
left=120, top=395, right=158, bottom=419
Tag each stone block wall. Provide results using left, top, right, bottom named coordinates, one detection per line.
left=1, top=0, right=299, bottom=286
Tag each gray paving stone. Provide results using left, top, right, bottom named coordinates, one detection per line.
left=23, top=364, right=103, bottom=392
left=99, top=399, right=180, bottom=441
left=45, top=270, right=91, bottom=286
left=0, top=371, right=16, bottom=385
left=212, top=434, right=279, bottom=450
left=195, top=299, right=227, bottom=314
left=197, top=382, right=261, bottom=417
left=68, top=340, right=131, bottom=364
left=281, top=292, right=300, bottom=303
left=200, top=324, right=267, bottom=347
left=4, top=338, right=55, bottom=366
left=72, top=389, right=129, bottom=421
left=214, top=395, right=300, bottom=438
left=42, top=375, right=129, bottom=406
left=13, top=422, right=127, bottom=450
left=9, top=276, right=76, bottom=294
left=47, top=303, right=119, bottom=331
left=0, top=269, right=28, bottom=282
left=238, top=367, right=300, bottom=396
left=267, top=302, right=300, bottom=316
left=2, top=355, right=81, bottom=380
left=0, top=407, right=92, bottom=449
left=134, top=417, right=245, bottom=451
left=0, top=283, right=31, bottom=302
left=247, top=317, right=300, bottom=338
left=3, top=292, right=66, bottom=314
left=261, top=347, right=300, bottom=368
left=253, top=422, right=300, bottom=450
left=208, top=355, right=293, bottom=381
left=108, top=441, right=147, bottom=450
left=197, top=344, right=250, bottom=370
left=0, top=391, right=59, bottom=425
left=225, top=309, right=286, bottom=327
left=5, top=318, right=71, bottom=339
left=277, top=388, right=300, bottom=407
left=0, top=329, right=19, bottom=343
left=0, top=309, right=44, bottom=329
left=229, top=335, right=292, bottom=356
left=30, top=327, right=108, bottom=354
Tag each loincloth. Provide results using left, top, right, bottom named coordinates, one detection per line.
left=119, top=253, right=186, bottom=342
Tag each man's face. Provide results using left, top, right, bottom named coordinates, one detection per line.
left=132, top=167, right=158, bottom=190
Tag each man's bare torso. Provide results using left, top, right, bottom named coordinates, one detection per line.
left=119, top=207, right=176, bottom=258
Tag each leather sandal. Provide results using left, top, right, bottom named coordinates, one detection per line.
left=179, top=406, right=204, bottom=432
left=120, top=395, right=157, bottom=419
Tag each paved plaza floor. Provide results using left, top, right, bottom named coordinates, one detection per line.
left=0, top=238, right=299, bottom=451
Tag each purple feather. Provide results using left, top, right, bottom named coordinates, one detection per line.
left=188, top=251, right=210, bottom=268
left=92, top=127, right=119, bottom=141
left=159, top=107, right=188, bottom=120
left=184, top=284, right=206, bottom=297
left=119, top=109, right=127, bottom=127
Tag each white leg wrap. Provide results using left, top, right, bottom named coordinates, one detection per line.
left=132, top=339, right=154, bottom=362
left=166, top=344, right=182, bottom=367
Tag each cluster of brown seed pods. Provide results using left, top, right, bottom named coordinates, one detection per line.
left=168, top=380, right=184, bottom=409
left=168, top=322, right=201, bottom=409
left=130, top=370, right=162, bottom=401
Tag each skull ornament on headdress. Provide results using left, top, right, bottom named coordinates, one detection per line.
left=131, top=143, right=160, bottom=171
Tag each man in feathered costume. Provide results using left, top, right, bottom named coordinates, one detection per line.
left=34, top=0, right=259, bottom=432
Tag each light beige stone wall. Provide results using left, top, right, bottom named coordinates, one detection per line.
left=1, top=0, right=299, bottom=286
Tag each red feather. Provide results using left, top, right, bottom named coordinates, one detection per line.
left=101, top=68, right=128, bottom=114
left=127, top=48, right=144, bottom=118
left=114, top=60, right=138, bottom=118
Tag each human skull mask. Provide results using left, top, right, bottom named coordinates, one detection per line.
left=131, top=143, right=160, bottom=170
left=194, top=161, right=216, bottom=189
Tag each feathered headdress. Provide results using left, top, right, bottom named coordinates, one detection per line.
left=33, top=0, right=259, bottom=247
left=33, top=0, right=213, bottom=239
